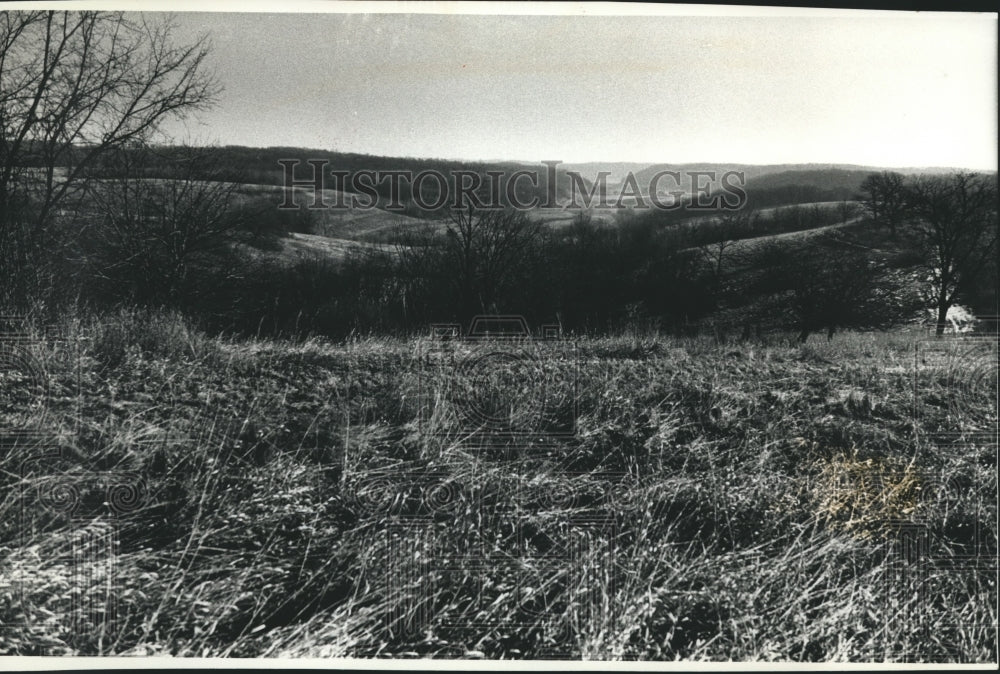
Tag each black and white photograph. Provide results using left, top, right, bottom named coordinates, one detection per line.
left=0, top=0, right=997, bottom=665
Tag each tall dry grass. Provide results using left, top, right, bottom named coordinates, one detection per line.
left=0, top=310, right=995, bottom=660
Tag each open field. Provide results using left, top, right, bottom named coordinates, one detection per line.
left=722, top=216, right=865, bottom=257
left=1, top=311, right=995, bottom=660
left=2, top=7, right=996, bottom=666
left=273, top=233, right=392, bottom=261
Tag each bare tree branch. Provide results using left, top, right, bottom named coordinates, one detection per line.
left=0, top=10, right=218, bottom=303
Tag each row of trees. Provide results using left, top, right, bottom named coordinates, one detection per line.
left=205, top=203, right=913, bottom=341
left=8, top=156, right=991, bottom=341
left=74, top=165, right=988, bottom=340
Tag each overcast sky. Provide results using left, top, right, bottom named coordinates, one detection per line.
left=157, top=6, right=997, bottom=169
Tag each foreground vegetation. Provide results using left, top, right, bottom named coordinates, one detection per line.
left=1, top=309, right=995, bottom=660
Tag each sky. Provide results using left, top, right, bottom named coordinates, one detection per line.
left=149, top=5, right=998, bottom=170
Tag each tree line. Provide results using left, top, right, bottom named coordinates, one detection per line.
left=2, top=11, right=995, bottom=341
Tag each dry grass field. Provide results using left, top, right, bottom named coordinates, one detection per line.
left=1, top=310, right=995, bottom=660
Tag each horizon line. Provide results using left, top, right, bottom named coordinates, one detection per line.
left=142, top=141, right=999, bottom=174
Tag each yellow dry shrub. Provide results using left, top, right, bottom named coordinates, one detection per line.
left=812, top=448, right=924, bottom=540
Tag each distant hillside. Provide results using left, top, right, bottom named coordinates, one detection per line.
left=68, top=144, right=982, bottom=216
left=632, top=162, right=969, bottom=187
left=560, top=162, right=653, bottom=183
left=735, top=170, right=865, bottom=210
left=729, top=166, right=982, bottom=211
left=745, top=168, right=870, bottom=192
left=88, top=145, right=586, bottom=216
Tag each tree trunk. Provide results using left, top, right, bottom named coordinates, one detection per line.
left=935, top=302, right=949, bottom=337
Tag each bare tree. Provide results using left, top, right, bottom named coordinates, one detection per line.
left=0, top=10, right=217, bottom=303
left=443, top=204, right=543, bottom=315
left=567, top=207, right=594, bottom=233
left=388, top=219, right=445, bottom=323
left=87, top=146, right=244, bottom=303
left=905, top=171, right=998, bottom=336
left=769, top=234, right=918, bottom=343
left=837, top=199, right=858, bottom=224
left=859, top=171, right=906, bottom=237
left=697, top=209, right=757, bottom=284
